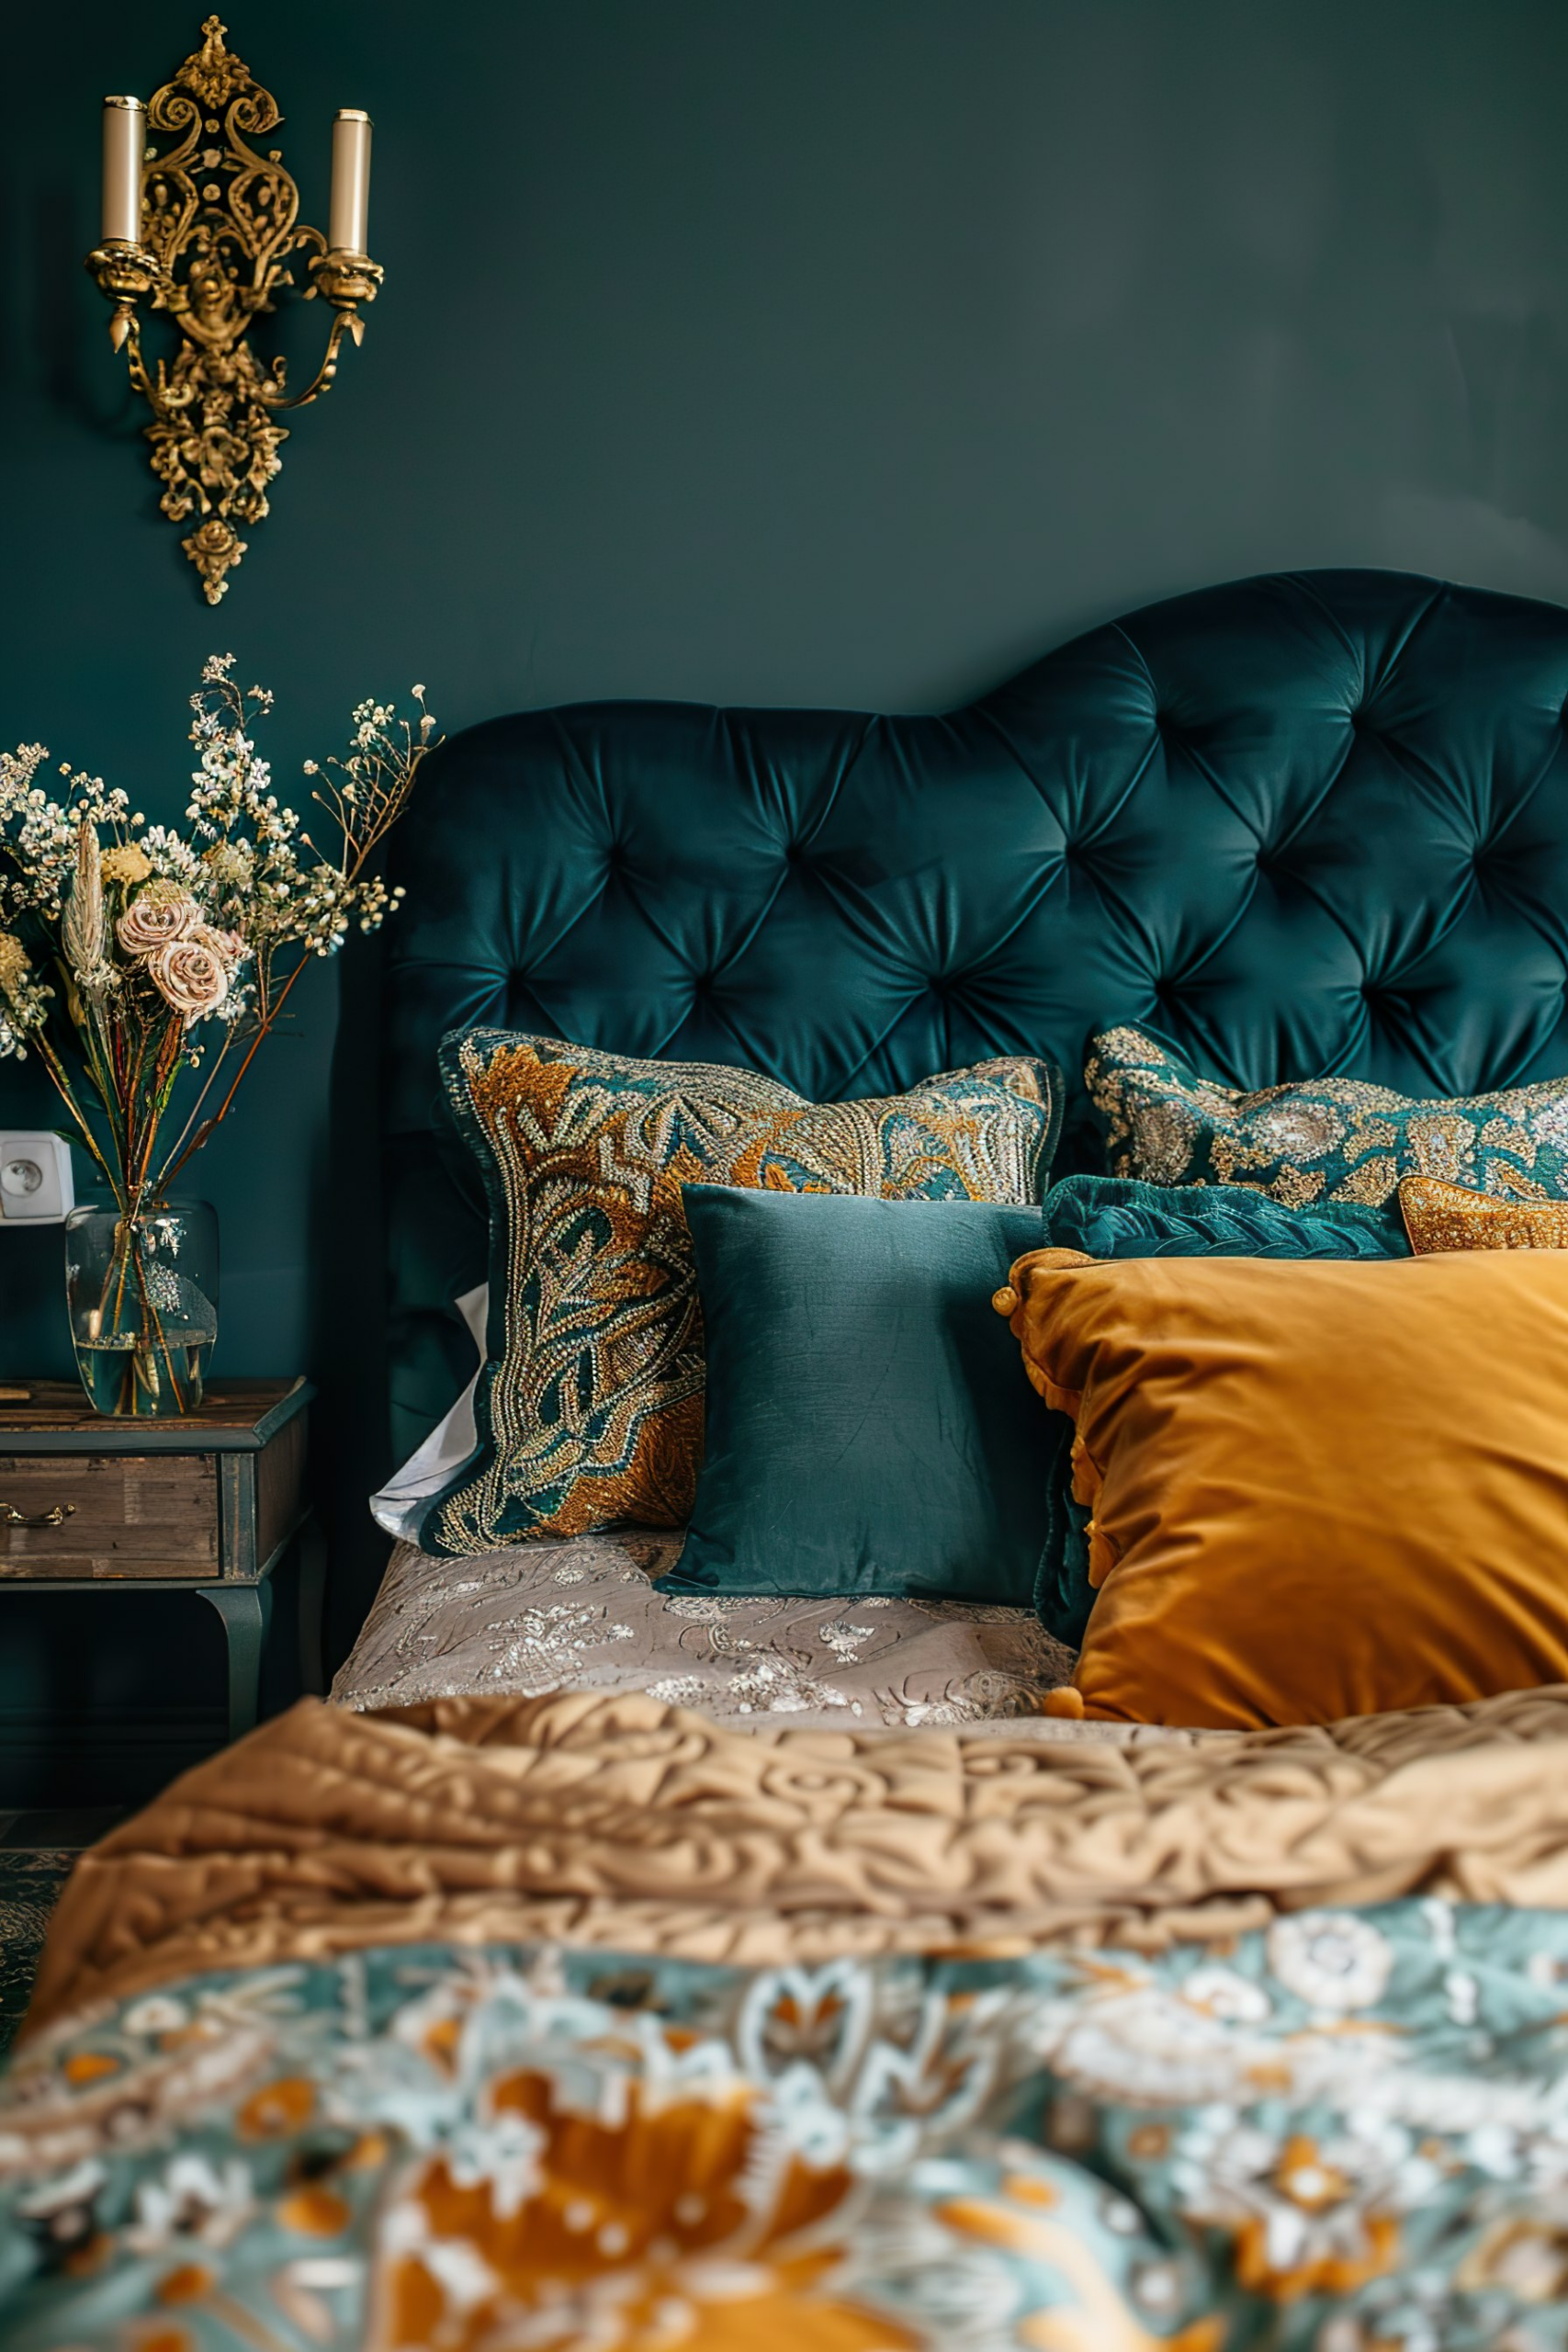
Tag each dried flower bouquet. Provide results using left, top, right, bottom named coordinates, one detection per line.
left=0, top=657, right=436, bottom=1411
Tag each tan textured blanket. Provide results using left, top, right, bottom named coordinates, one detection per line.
left=27, top=1682, right=1568, bottom=2036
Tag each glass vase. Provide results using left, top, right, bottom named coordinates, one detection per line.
left=63, top=1199, right=220, bottom=1418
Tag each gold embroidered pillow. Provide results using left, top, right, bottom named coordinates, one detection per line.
left=423, top=1033, right=1062, bottom=1553
left=1400, top=1175, right=1568, bottom=1252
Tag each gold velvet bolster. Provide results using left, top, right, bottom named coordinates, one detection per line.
left=1001, top=1247, right=1568, bottom=1732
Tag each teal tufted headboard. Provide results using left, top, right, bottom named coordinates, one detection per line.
left=382, top=567, right=1568, bottom=1455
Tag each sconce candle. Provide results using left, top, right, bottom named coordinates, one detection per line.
left=100, top=96, right=146, bottom=243
left=329, top=108, right=372, bottom=254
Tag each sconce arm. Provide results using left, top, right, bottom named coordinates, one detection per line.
left=85, top=241, right=162, bottom=367
left=265, top=251, right=385, bottom=412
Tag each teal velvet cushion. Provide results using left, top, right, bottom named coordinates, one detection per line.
left=1033, top=1173, right=1409, bottom=1644
left=1043, top=1172, right=1405, bottom=1260
left=1087, top=1024, right=1568, bottom=1216
left=660, top=1189, right=1051, bottom=1604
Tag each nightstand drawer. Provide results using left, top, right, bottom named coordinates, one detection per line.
left=0, top=1454, right=219, bottom=1578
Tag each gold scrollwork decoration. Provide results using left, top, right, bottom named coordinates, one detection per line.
left=85, top=17, right=382, bottom=604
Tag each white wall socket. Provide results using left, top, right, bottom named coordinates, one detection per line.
left=0, top=1132, right=75, bottom=1225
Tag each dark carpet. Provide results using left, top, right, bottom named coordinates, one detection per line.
left=0, top=1850, right=74, bottom=2055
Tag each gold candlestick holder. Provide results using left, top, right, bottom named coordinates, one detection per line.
left=85, top=17, right=383, bottom=605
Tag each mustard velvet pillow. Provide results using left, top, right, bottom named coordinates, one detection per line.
left=999, top=1247, right=1568, bottom=1731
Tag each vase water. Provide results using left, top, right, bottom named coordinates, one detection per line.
left=64, top=1199, right=220, bottom=1417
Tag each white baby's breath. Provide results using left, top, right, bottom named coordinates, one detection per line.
left=0, top=659, right=438, bottom=1207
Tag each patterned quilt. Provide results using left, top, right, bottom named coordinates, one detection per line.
left=6, top=1686, right=1568, bottom=2346
left=3, top=1911, right=1568, bottom=2349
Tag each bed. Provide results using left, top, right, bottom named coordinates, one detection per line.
left=6, top=567, right=1568, bottom=2349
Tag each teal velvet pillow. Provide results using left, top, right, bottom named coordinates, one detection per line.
left=1043, top=1172, right=1405, bottom=1260
left=1032, top=1173, right=1410, bottom=1644
left=660, top=1189, right=1051, bottom=1604
left=1086, top=1023, right=1568, bottom=1216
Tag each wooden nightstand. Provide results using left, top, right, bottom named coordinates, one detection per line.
left=0, top=1379, right=322, bottom=1745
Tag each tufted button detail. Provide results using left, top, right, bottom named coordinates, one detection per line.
left=385, top=565, right=1568, bottom=1454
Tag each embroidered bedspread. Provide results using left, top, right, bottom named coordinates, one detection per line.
left=6, top=1686, right=1568, bottom=2346
left=329, top=1530, right=1093, bottom=1731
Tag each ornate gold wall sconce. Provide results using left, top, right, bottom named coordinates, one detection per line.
left=85, top=17, right=382, bottom=605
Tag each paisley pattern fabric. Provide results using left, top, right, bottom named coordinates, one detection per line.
left=329, top=1529, right=1104, bottom=1734
left=428, top=1035, right=1060, bottom=1554
left=1087, top=1023, right=1568, bottom=1214
left=6, top=1907, right=1568, bottom=2349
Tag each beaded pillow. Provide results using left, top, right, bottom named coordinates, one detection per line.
left=1400, top=1175, right=1568, bottom=1253
left=421, top=1033, right=1062, bottom=1555
left=1086, top=1023, right=1568, bottom=1216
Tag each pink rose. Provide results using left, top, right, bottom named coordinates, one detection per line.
left=148, top=935, right=230, bottom=1023
left=192, top=922, right=247, bottom=970
left=117, top=889, right=199, bottom=956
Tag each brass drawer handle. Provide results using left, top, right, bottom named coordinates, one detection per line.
left=0, top=1500, right=77, bottom=1529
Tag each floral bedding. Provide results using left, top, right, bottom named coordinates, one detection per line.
left=4, top=1908, right=1568, bottom=2350
left=6, top=1685, right=1568, bottom=2346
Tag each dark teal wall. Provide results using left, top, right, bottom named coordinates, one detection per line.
left=4, top=0, right=1568, bottom=1778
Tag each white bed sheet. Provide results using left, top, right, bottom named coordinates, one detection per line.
left=370, top=1283, right=487, bottom=1544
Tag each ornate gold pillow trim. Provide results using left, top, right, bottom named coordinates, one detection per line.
left=1398, top=1174, right=1568, bottom=1254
